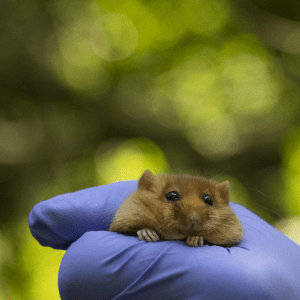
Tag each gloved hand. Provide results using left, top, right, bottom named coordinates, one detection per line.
left=29, top=180, right=300, bottom=300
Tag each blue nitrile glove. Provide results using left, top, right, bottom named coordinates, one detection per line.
left=28, top=180, right=300, bottom=300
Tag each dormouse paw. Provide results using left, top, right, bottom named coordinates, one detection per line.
left=137, top=228, right=160, bottom=242
left=186, top=236, right=204, bottom=247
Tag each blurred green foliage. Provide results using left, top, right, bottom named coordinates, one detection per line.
left=1, top=0, right=300, bottom=299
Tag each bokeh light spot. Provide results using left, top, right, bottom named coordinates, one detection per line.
left=185, top=115, right=240, bottom=158
left=275, top=217, right=300, bottom=245
left=19, top=220, right=65, bottom=300
left=282, top=128, right=300, bottom=215
left=157, top=47, right=240, bottom=159
left=91, top=12, right=138, bottom=61
left=181, top=0, right=231, bottom=36
left=95, top=138, right=170, bottom=184
left=0, top=120, right=44, bottom=164
left=50, top=4, right=110, bottom=95
left=222, top=54, right=279, bottom=115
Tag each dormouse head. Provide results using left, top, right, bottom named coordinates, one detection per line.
left=138, top=169, right=230, bottom=205
left=137, top=170, right=234, bottom=235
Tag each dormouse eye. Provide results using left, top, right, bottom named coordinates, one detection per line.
left=203, top=194, right=213, bottom=206
left=166, top=191, right=180, bottom=202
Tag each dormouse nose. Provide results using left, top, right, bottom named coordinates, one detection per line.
left=187, top=211, right=201, bottom=226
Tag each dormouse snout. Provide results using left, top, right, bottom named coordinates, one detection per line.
left=184, top=211, right=202, bottom=231
left=187, top=211, right=201, bottom=225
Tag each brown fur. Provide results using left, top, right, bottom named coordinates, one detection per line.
left=109, top=170, right=243, bottom=246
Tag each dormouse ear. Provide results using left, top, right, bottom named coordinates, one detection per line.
left=138, top=169, right=156, bottom=190
left=217, top=180, right=230, bottom=202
